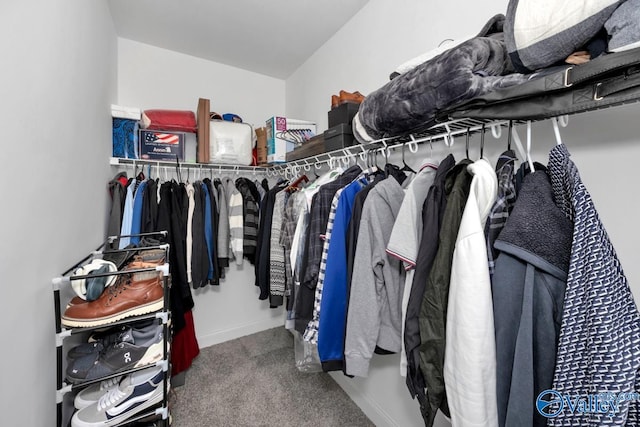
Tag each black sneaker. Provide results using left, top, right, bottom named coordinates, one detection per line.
left=66, top=323, right=164, bottom=384
left=68, top=319, right=156, bottom=360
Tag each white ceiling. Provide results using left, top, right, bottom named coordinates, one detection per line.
left=108, top=0, right=369, bottom=79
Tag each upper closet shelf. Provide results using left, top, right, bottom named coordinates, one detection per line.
left=110, top=157, right=271, bottom=175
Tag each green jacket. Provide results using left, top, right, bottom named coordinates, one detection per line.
left=418, top=159, right=472, bottom=426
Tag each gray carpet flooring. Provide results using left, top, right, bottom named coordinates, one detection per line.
left=171, top=326, right=374, bottom=427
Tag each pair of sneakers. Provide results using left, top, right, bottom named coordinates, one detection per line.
left=72, top=366, right=166, bottom=427
left=67, top=322, right=165, bottom=384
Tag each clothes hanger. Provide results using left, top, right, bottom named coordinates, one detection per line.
left=174, top=157, right=182, bottom=183
left=526, top=120, right=535, bottom=172
left=286, top=174, right=309, bottom=192
left=511, top=125, right=528, bottom=167
left=551, top=117, right=564, bottom=146
left=401, top=143, right=417, bottom=174
left=465, top=128, right=471, bottom=160
left=375, top=148, right=384, bottom=175
left=480, top=124, right=485, bottom=159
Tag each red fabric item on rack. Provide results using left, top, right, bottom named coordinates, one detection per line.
left=117, top=175, right=128, bottom=187
left=171, top=310, right=200, bottom=376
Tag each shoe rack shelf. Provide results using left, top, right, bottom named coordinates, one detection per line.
left=52, top=233, right=172, bottom=427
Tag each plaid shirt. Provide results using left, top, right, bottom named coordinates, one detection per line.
left=301, top=166, right=362, bottom=288
left=303, top=186, right=346, bottom=343
left=295, top=166, right=361, bottom=334
left=485, top=150, right=517, bottom=276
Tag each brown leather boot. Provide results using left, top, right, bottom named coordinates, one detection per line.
left=62, top=262, right=164, bottom=328
left=331, top=95, right=340, bottom=109
left=66, top=254, right=166, bottom=309
left=339, top=90, right=365, bottom=105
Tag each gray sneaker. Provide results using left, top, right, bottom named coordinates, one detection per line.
left=66, top=323, right=164, bottom=384
left=74, top=376, right=122, bottom=409
left=71, top=366, right=164, bottom=427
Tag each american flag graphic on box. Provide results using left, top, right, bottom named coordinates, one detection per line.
left=144, top=131, right=180, bottom=145
left=139, top=129, right=185, bottom=160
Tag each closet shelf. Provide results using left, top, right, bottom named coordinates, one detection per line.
left=110, top=157, right=272, bottom=174
left=268, top=117, right=520, bottom=176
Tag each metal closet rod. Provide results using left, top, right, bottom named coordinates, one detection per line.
left=110, top=157, right=271, bottom=176
left=268, top=118, right=513, bottom=177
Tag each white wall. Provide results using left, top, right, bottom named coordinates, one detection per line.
left=118, top=38, right=286, bottom=129
left=0, top=1, right=117, bottom=425
left=116, top=39, right=287, bottom=349
left=286, top=0, right=640, bottom=426
left=286, top=0, right=483, bottom=133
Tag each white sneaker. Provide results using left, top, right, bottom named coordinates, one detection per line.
left=74, top=376, right=122, bottom=409
left=71, top=366, right=165, bottom=427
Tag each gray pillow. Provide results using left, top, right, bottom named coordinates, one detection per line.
left=505, top=0, right=626, bottom=72
left=606, top=0, right=640, bottom=52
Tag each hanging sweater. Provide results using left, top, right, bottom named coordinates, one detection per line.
left=548, top=144, right=640, bottom=426
left=225, top=178, right=244, bottom=265
left=444, top=158, right=498, bottom=427
left=344, top=176, right=405, bottom=377
left=269, top=190, right=288, bottom=307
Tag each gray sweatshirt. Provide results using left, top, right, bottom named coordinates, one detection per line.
left=345, top=176, right=406, bottom=377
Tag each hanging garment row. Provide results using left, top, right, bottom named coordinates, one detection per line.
left=262, top=127, right=640, bottom=427
left=106, top=168, right=271, bottom=377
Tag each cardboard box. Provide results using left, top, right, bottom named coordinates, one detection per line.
left=139, top=129, right=185, bottom=161
left=196, top=98, right=210, bottom=163
left=255, top=127, right=268, bottom=165
left=266, top=116, right=316, bottom=163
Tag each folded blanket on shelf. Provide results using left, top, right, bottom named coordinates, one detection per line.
left=353, top=36, right=528, bottom=144
left=111, top=104, right=141, bottom=120
left=389, top=14, right=505, bottom=79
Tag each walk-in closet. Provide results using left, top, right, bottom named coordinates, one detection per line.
left=3, top=1, right=640, bottom=426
